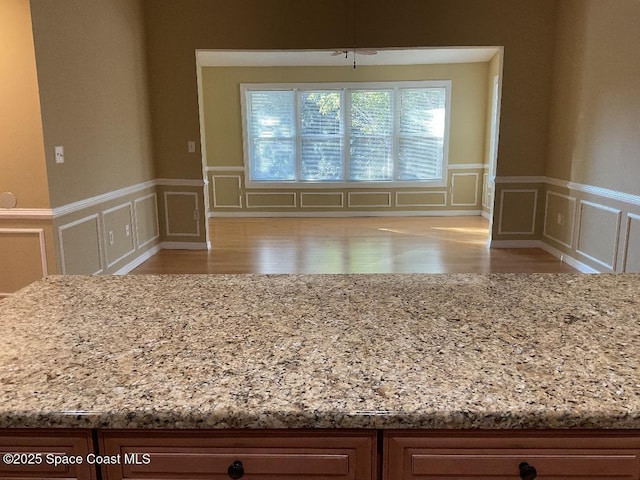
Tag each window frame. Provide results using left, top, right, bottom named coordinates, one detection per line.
left=240, top=80, right=452, bottom=189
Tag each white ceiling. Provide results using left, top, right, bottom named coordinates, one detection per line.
left=196, top=47, right=501, bottom=67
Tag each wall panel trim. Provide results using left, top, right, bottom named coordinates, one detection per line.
left=245, top=192, right=297, bottom=208
left=451, top=173, right=479, bottom=206
left=575, top=200, right=621, bottom=271
left=57, top=214, right=104, bottom=275
left=212, top=175, right=242, bottom=208
left=0, top=228, right=48, bottom=278
left=622, top=213, right=640, bottom=273
left=0, top=209, right=54, bottom=219
left=164, top=192, right=201, bottom=237
left=102, top=202, right=136, bottom=269
left=133, top=193, right=160, bottom=249
left=300, top=192, right=345, bottom=208
left=543, top=191, right=576, bottom=249
left=347, top=192, right=392, bottom=208
left=498, top=189, right=538, bottom=235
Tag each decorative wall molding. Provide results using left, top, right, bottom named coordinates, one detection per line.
left=347, top=192, right=392, bottom=208
left=0, top=208, right=54, bottom=219
left=300, top=192, right=344, bottom=208
left=52, top=180, right=156, bottom=218
left=575, top=200, right=621, bottom=271
left=212, top=175, right=242, bottom=208
left=451, top=172, right=479, bottom=206
left=133, top=193, right=160, bottom=250
left=102, top=202, right=136, bottom=269
left=498, top=189, right=538, bottom=235
left=164, top=192, right=201, bottom=237
left=494, top=175, right=640, bottom=208
left=622, top=213, right=640, bottom=273
left=0, top=228, right=48, bottom=277
left=543, top=191, right=576, bottom=249
left=246, top=192, right=297, bottom=208
left=58, top=214, right=104, bottom=275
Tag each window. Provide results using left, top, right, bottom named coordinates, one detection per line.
left=241, top=81, right=450, bottom=187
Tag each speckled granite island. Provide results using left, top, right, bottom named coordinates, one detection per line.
left=1, top=274, right=640, bottom=479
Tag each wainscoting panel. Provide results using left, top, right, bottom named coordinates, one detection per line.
left=576, top=200, right=621, bottom=271
left=498, top=189, right=538, bottom=235
left=246, top=192, right=297, bottom=208
left=348, top=192, right=392, bottom=208
left=58, top=214, right=103, bottom=275
left=623, top=213, right=640, bottom=272
left=164, top=192, right=200, bottom=236
left=134, top=193, right=159, bottom=250
left=396, top=191, right=447, bottom=207
left=300, top=192, right=344, bottom=208
left=451, top=173, right=479, bottom=206
left=543, top=191, right=576, bottom=249
left=102, top=203, right=136, bottom=269
left=212, top=175, right=242, bottom=208
left=0, top=228, right=48, bottom=296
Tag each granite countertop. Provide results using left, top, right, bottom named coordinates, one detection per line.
left=0, top=273, right=639, bottom=430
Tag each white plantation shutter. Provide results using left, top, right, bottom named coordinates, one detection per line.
left=242, top=82, right=449, bottom=185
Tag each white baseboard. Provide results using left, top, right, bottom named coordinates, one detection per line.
left=480, top=210, right=491, bottom=220
left=113, top=244, right=162, bottom=275
left=209, top=210, right=483, bottom=218
left=490, top=239, right=599, bottom=273
left=537, top=242, right=599, bottom=274
left=161, top=241, right=208, bottom=250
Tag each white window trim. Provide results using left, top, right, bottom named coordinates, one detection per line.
left=241, top=80, right=451, bottom=189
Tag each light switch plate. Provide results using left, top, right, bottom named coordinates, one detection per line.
left=55, top=146, right=64, bottom=164
left=188, top=141, right=196, bottom=153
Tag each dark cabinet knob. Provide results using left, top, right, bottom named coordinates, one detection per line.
left=519, top=462, right=537, bottom=480
left=227, top=460, right=244, bottom=479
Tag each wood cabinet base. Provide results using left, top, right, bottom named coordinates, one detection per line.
left=384, top=430, right=640, bottom=479
left=99, top=429, right=377, bottom=480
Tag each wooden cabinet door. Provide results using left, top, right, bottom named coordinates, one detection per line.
left=384, top=430, right=640, bottom=479
left=0, top=429, right=96, bottom=480
left=99, top=430, right=377, bottom=480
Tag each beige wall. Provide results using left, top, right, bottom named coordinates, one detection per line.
left=0, top=0, right=50, bottom=209
left=144, top=0, right=558, bottom=182
left=530, top=0, right=640, bottom=272
left=30, top=0, right=155, bottom=208
left=0, top=0, right=56, bottom=296
left=203, top=63, right=488, bottom=215
left=204, top=63, right=487, bottom=168
left=547, top=0, right=640, bottom=196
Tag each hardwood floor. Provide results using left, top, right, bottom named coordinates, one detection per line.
left=130, top=216, right=577, bottom=275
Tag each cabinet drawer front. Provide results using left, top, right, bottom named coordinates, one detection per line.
left=100, top=430, right=376, bottom=480
left=385, top=432, right=640, bottom=480
left=0, top=430, right=95, bottom=480
left=121, top=450, right=350, bottom=477
left=411, top=452, right=638, bottom=477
